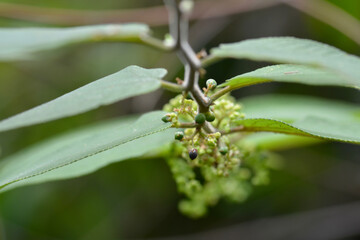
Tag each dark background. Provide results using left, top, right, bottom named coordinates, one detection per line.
left=0, top=0, right=359, bottom=239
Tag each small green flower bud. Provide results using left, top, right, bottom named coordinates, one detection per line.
left=206, top=79, right=217, bottom=90
left=175, top=131, right=184, bottom=141
left=195, top=113, right=206, bottom=124
left=206, top=138, right=217, bottom=147
left=184, top=128, right=194, bottom=136
left=179, top=0, right=194, bottom=13
left=189, top=148, right=198, bottom=160
left=218, top=163, right=225, bottom=169
left=184, top=99, right=193, bottom=106
left=194, top=136, right=200, bottom=145
left=163, top=33, right=175, bottom=47
left=162, top=115, right=171, bottom=123
left=198, top=147, right=206, bottom=155
left=214, top=132, right=222, bottom=139
left=219, top=146, right=229, bottom=155
left=206, top=148, right=213, bottom=154
left=205, top=111, right=216, bottom=122
left=230, top=158, right=240, bottom=165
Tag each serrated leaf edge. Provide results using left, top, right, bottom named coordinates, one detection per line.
left=0, top=124, right=171, bottom=190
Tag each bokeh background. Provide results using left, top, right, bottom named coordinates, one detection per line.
left=0, top=0, right=360, bottom=239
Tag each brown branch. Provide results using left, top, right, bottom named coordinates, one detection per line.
left=284, top=0, right=360, bottom=46
left=0, top=0, right=280, bottom=26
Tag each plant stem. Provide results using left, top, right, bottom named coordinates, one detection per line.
left=209, top=86, right=232, bottom=102
left=160, top=80, right=183, bottom=92
left=164, top=0, right=213, bottom=123
left=176, top=122, right=198, bottom=128
left=201, top=55, right=221, bottom=68
left=220, top=125, right=244, bottom=135
left=140, top=35, right=173, bottom=51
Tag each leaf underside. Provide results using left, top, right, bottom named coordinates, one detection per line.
left=0, top=24, right=150, bottom=61
left=0, top=111, right=175, bottom=193
left=0, top=65, right=166, bottom=132
left=239, top=132, right=323, bottom=151
left=237, top=95, right=360, bottom=144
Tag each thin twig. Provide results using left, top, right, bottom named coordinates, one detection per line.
left=160, top=80, right=183, bottom=93
left=209, top=86, right=232, bottom=102
left=140, top=35, right=173, bottom=51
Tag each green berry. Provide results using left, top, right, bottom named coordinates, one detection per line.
left=161, top=115, right=170, bottom=123
left=195, top=113, right=206, bottom=124
left=206, top=79, right=217, bottom=90
left=175, top=131, right=184, bottom=141
left=219, top=146, right=228, bottom=155
left=205, top=111, right=215, bottom=122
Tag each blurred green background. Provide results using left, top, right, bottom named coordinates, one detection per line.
left=0, top=0, right=359, bottom=239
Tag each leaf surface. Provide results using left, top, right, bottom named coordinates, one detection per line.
left=210, top=37, right=360, bottom=87
left=0, top=66, right=166, bottom=132
left=221, top=64, right=355, bottom=89
left=0, top=111, right=174, bottom=193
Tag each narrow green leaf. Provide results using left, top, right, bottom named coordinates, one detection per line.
left=0, top=24, right=150, bottom=61
left=209, top=37, right=360, bottom=87
left=240, top=132, right=323, bottom=151
left=236, top=95, right=360, bottom=144
left=0, top=111, right=175, bottom=193
left=236, top=117, right=360, bottom=143
left=221, top=64, right=356, bottom=89
left=0, top=66, right=166, bottom=132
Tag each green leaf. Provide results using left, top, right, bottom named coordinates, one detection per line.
left=0, top=66, right=166, bottom=132
left=236, top=95, right=360, bottom=144
left=236, top=117, right=360, bottom=143
left=240, top=132, right=323, bottom=151
left=241, top=94, right=360, bottom=122
left=209, top=37, right=360, bottom=87
left=0, top=111, right=175, bottom=193
left=220, top=64, right=356, bottom=89
left=0, top=24, right=150, bottom=61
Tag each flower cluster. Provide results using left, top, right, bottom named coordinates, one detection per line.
left=162, top=91, right=274, bottom=218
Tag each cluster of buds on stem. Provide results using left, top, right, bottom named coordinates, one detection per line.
left=162, top=88, right=245, bottom=170
left=160, top=0, right=275, bottom=218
